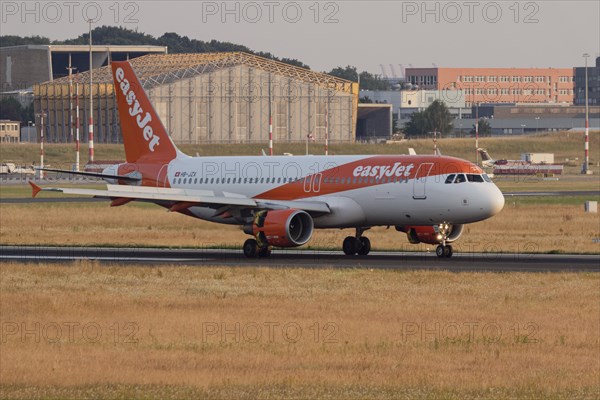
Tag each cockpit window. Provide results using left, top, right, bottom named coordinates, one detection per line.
left=466, top=174, right=485, bottom=183
left=445, top=174, right=456, bottom=184
left=482, top=174, right=492, bottom=183
left=454, top=174, right=466, bottom=183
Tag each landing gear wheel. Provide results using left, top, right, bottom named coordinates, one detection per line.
left=243, top=239, right=258, bottom=258
left=357, top=237, right=371, bottom=256
left=343, top=236, right=358, bottom=255
left=444, top=245, right=453, bottom=258
left=258, top=246, right=272, bottom=258
left=436, top=244, right=453, bottom=258
left=436, top=245, right=445, bottom=258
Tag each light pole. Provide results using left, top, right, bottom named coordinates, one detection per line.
left=521, top=124, right=526, bottom=134
left=582, top=53, right=590, bottom=174
left=535, top=117, right=540, bottom=133
left=36, top=113, right=46, bottom=179
left=88, top=19, right=94, bottom=163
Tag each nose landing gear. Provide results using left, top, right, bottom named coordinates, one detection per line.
left=343, top=228, right=371, bottom=256
left=436, top=244, right=453, bottom=258
left=435, top=223, right=453, bottom=258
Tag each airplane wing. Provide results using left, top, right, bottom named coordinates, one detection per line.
left=29, top=181, right=331, bottom=214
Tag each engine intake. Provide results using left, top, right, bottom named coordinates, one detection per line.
left=244, top=209, right=314, bottom=248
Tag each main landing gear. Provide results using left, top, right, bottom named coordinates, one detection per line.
left=343, top=228, right=371, bottom=256
left=243, top=238, right=272, bottom=258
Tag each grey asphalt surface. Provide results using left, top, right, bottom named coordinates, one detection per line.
left=1, top=246, right=598, bottom=272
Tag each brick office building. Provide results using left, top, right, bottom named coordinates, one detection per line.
left=405, top=67, right=574, bottom=106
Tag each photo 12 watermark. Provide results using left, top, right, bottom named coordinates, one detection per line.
left=401, top=1, right=540, bottom=24
left=400, top=321, right=540, bottom=344
left=1, top=1, right=140, bottom=24
left=0, top=321, right=140, bottom=344
left=201, top=321, right=339, bottom=344
left=199, top=1, right=340, bottom=24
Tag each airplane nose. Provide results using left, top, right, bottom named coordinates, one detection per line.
left=488, top=186, right=505, bottom=216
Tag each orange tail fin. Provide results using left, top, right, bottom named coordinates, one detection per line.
left=29, top=181, right=41, bottom=198
left=111, top=61, right=178, bottom=164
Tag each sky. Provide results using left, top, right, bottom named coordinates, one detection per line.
left=1, top=0, right=599, bottom=74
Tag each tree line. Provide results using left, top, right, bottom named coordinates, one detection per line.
left=1, top=27, right=389, bottom=90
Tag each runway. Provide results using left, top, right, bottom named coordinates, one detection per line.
left=1, top=246, right=598, bottom=272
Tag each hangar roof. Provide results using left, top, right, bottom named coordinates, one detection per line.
left=46, top=52, right=356, bottom=93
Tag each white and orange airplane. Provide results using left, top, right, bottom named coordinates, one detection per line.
left=31, top=61, right=505, bottom=258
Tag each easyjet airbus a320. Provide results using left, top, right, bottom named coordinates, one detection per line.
left=31, top=61, right=504, bottom=258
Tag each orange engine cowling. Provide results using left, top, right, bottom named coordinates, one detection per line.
left=244, top=209, right=314, bottom=248
left=396, top=224, right=464, bottom=245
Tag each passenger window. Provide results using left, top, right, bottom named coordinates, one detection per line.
left=454, top=174, right=466, bottom=183
left=445, top=174, right=456, bottom=184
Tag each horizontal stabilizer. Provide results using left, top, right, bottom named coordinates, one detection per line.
left=36, top=167, right=141, bottom=182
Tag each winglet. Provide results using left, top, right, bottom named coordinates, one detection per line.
left=29, top=181, right=42, bottom=198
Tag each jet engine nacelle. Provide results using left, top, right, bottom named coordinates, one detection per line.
left=396, top=224, right=464, bottom=245
left=244, top=209, right=314, bottom=248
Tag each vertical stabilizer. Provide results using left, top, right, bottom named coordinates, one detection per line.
left=111, top=61, right=178, bottom=163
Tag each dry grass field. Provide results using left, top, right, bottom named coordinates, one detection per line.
left=0, top=262, right=598, bottom=399
left=1, top=198, right=598, bottom=254
left=0, top=132, right=598, bottom=399
left=1, top=131, right=599, bottom=174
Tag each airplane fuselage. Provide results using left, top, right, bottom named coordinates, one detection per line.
left=154, top=154, right=505, bottom=228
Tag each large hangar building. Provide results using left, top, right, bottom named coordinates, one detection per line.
left=34, top=52, right=358, bottom=145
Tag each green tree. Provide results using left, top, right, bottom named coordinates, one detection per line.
left=358, top=71, right=391, bottom=91
left=327, top=66, right=391, bottom=90
left=4, top=27, right=311, bottom=69
left=328, top=66, right=359, bottom=82
left=404, top=110, right=428, bottom=137
left=404, top=100, right=454, bottom=137
left=0, top=97, right=33, bottom=123
left=470, top=118, right=492, bottom=136
left=0, top=35, right=51, bottom=47
left=426, top=100, right=454, bottom=135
